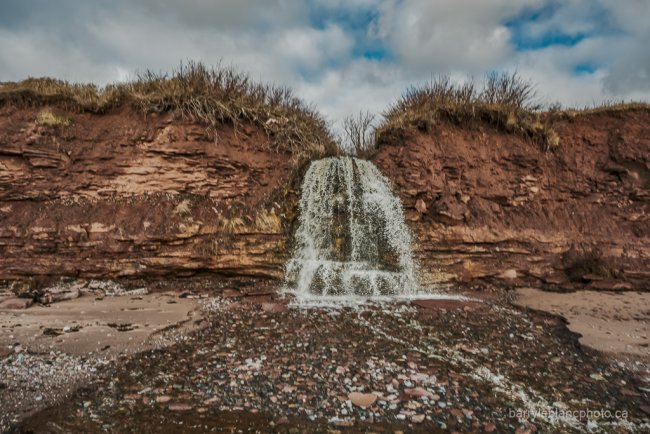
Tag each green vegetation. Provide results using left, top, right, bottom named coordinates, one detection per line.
left=0, top=61, right=338, bottom=165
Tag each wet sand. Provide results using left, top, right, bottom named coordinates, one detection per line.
left=514, top=288, right=650, bottom=358
left=0, top=293, right=201, bottom=431
left=1, top=292, right=201, bottom=356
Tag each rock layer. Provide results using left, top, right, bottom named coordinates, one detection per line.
left=2, top=103, right=649, bottom=293
left=373, top=110, right=650, bottom=290
left=0, top=105, right=294, bottom=292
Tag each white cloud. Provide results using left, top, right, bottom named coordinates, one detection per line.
left=0, top=0, right=648, bottom=133
left=371, top=0, right=542, bottom=73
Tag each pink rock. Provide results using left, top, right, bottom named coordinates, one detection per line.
left=411, top=414, right=425, bottom=423
left=348, top=392, right=378, bottom=408
left=404, top=387, right=435, bottom=400
left=262, top=302, right=287, bottom=313
left=222, top=289, right=241, bottom=298
left=498, top=269, right=518, bottom=280
left=415, top=199, right=428, bottom=214
left=0, top=297, right=33, bottom=309
left=168, top=403, right=193, bottom=411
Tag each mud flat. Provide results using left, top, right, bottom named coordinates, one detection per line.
left=515, top=288, right=650, bottom=359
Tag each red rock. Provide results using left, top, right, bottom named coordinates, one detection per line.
left=155, top=395, right=172, bottom=403
left=0, top=297, right=33, bottom=309
left=484, top=422, right=497, bottom=432
left=348, top=392, right=377, bottom=408
left=222, top=289, right=241, bottom=298
left=261, top=302, right=287, bottom=313
left=450, top=408, right=464, bottom=419
left=333, top=420, right=355, bottom=427
left=168, top=403, right=193, bottom=411
left=404, top=387, right=435, bottom=400
left=462, top=408, right=474, bottom=418
left=639, top=405, right=650, bottom=416
left=415, top=199, right=428, bottom=214
left=620, top=388, right=640, bottom=397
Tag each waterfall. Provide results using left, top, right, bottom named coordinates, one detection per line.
left=284, top=157, right=419, bottom=302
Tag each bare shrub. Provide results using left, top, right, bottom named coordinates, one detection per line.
left=342, top=111, right=376, bottom=157
left=481, top=71, right=540, bottom=110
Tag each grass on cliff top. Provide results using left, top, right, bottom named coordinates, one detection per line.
left=0, top=62, right=339, bottom=165
left=550, top=100, right=650, bottom=116
left=377, top=72, right=561, bottom=151
left=376, top=73, right=650, bottom=153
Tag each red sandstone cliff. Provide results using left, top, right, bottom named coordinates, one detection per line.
left=0, top=104, right=297, bottom=293
left=373, top=109, right=650, bottom=291
left=1, top=101, right=648, bottom=295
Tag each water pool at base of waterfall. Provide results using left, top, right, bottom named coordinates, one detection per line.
left=282, top=291, right=471, bottom=308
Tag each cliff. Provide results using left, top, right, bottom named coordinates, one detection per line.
left=372, top=108, right=650, bottom=291
left=1, top=94, right=648, bottom=295
left=0, top=104, right=299, bottom=293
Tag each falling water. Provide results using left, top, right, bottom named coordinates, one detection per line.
left=285, top=157, right=419, bottom=302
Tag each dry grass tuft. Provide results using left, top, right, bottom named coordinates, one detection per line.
left=173, top=199, right=192, bottom=215
left=0, top=62, right=339, bottom=166
left=217, top=215, right=246, bottom=234
left=36, top=109, right=73, bottom=128
left=549, top=101, right=650, bottom=118
left=378, top=73, right=650, bottom=153
left=377, top=72, right=558, bottom=150
left=254, top=208, right=282, bottom=233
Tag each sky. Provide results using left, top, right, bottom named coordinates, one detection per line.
left=1, top=0, right=649, bottom=133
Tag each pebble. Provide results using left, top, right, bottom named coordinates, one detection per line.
left=348, top=392, right=378, bottom=408
left=168, top=403, right=193, bottom=411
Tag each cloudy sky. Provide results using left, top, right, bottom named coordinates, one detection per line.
left=1, top=0, right=649, bottom=130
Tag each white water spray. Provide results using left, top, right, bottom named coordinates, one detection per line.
left=285, top=157, right=420, bottom=302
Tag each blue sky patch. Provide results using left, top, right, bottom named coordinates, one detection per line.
left=504, top=2, right=614, bottom=52
left=574, top=63, right=598, bottom=75
left=307, top=2, right=391, bottom=63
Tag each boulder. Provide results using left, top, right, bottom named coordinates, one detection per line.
left=498, top=269, right=518, bottom=280
left=0, top=297, right=33, bottom=309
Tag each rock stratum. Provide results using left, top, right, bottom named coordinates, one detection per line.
left=373, top=109, right=650, bottom=291
left=1, top=103, right=649, bottom=293
left=0, top=104, right=296, bottom=294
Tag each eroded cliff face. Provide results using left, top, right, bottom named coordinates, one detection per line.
left=373, top=109, right=650, bottom=291
left=2, top=103, right=649, bottom=295
left=0, top=105, right=296, bottom=293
